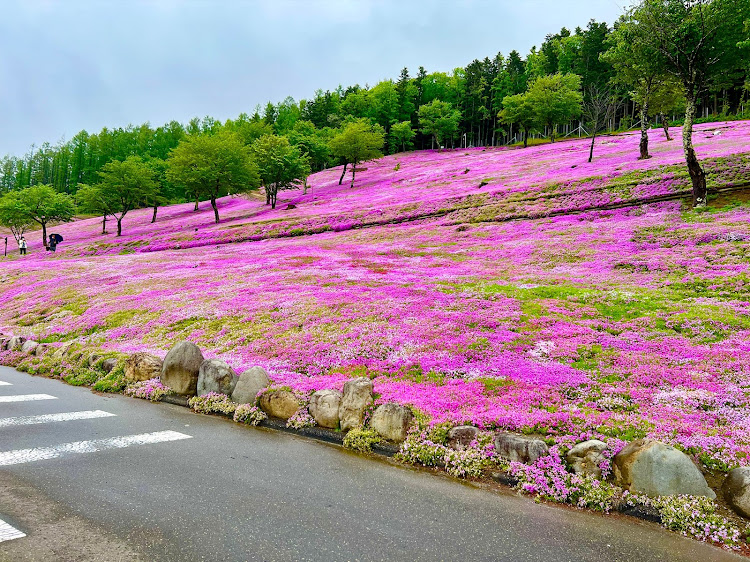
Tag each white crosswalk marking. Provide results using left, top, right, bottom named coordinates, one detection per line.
left=0, top=410, right=116, bottom=428
left=0, top=394, right=57, bottom=403
left=0, top=381, right=11, bottom=386
left=0, top=431, right=192, bottom=466
left=0, top=518, right=25, bottom=542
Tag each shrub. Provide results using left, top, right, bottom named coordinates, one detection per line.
left=188, top=392, right=237, bottom=415
left=286, top=407, right=316, bottom=429
left=125, top=378, right=173, bottom=402
left=63, top=368, right=100, bottom=387
left=343, top=427, right=382, bottom=453
left=233, top=404, right=267, bottom=426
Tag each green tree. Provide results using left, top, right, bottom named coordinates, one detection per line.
left=167, top=132, right=260, bottom=223
left=389, top=121, right=416, bottom=153
left=631, top=0, right=750, bottom=206
left=92, top=156, right=158, bottom=236
left=76, top=182, right=112, bottom=234
left=250, top=135, right=310, bottom=209
left=0, top=192, right=34, bottom=247
left=17, top=184, right=75, bottom=246
left=329, top=120, right=385, bottom=188
left=500, top=93, right=536, bottom=148
left=418, top=100, right=461, bottom=150
left=525, top=73, right=583, bottom=142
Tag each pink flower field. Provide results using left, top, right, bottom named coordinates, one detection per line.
left=3, top=121, right=750, bottom=470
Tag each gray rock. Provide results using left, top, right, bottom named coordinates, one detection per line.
left=34, top=343, right=52, bottom=356
left=613, top=439, right=715, bottom=498
left=448, top=426, right=480, bottom=450
left=567, top=440, right=608, bottom=478
left=0, top=336, right=10, bottom=350
left=197, top=359, right=237, bottom=396
left=494, top=432, right=549, bottom=464
left=308, top=389, right=342, bottom=429
left=369, top=403, right=413, bottom=442
left=101, top=358, right=118, bottom=373
left=230, top=366, right=270, bottom=404
left=124, top=352, right=163, bottom=382
left=160, top=341, right=204, bottom=396
left=7, top=336, right=27, bottom=351
left=338, top=377, right=374, bottom=432
left=21, top=340, right=39, bottom=354
left=259, top=389, right=299, bottom=420
left=87, top=353, right=102, bottom=368
left=723, top=468, right=750, bottom=518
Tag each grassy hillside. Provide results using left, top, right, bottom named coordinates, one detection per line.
left=3, top=120, right=750, bottom=470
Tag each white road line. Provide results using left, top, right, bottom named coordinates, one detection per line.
left=0, top=518, right=26, bottom=543
left=0, top=431, right=192, bottom=466
left=0, top=394, right=57, bottom=403
left=0, top=410, right=116, bottom=428
left=0, top=381, right=11, bottom=386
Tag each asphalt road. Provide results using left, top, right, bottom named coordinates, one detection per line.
left=0, top=366, right=742, bottom=562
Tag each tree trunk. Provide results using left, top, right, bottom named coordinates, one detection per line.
left=523, top=129, right=529, bottom=149
left=350, top=161, right=357, bottom=188
left=638, top=102, right=651, bottom=160
left=101, top=215, right=106, bottom=234
left=270, top=186, right=277, bottom=209
left=338, top=162, right=348, bottom=185
left=117, top=218, right=122, bottom=237
left=152, top=205, right=158, bottom=223
left=549, top=124, right=555, bottom=143
left=42, top=222, right=48, bottom=248
left=194, top=198, right=199, bottom=211
left=211, top=196, right=219, bottom=223
left=683, top=95, right=707, bottom=208
left=588, top=132, right=597, bottom=163
left=660, top=113, right=672, bottom=141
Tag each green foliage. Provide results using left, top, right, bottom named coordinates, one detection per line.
left=499, top=94, right=536, bottom=147
left=418, top=100, right=461, bottom=149
left=11, top=184, right=75, bottom=246
left=233, top=404, right=268, bottom=425
left=524, top=73, right=583, bottom=142
left=250, top=134, right=310, bottom=209
left=0, top=191, right=34, bottom=244
left=188, top=392, right=238, bottom=415
left=167, top=131, right=260, bottom=222
left=388, top=121, right=416, bottom=153
left=343, top=427, right=383, bottom=453
left=329, top=120, right=384, bottom=188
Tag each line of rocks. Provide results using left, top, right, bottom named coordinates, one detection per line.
left=4, top=334, right=750, bottom=520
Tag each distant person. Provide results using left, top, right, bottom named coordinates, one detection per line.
left=48, top=234, right=57, bottom=253
left=19, top=236, right=27, bottom=255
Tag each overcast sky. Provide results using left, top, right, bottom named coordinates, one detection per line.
left=0, top=0, right=626, bottom=157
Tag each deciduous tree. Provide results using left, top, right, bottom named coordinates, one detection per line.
left=17, top=184, right=75, bottom=246
left=418, top=100, right=461, bottom=150
left=250, top=135, right=310, bottom=209
left=329, top=120, right=385, bottom=188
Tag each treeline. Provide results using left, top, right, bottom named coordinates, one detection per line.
left=0, top=1, right=748, bottom=207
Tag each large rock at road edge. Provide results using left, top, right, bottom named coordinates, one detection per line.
left=494, top=432, right=549, bottom=465
left=338, top=377, right=374, bottom=432
left=52, top=342, right=75, bottom=359
left=448, top=426, right=481, bottom=450
left=7, top=336, right=27, bottom=351
left=101, top=357, right=118, bottom=373
left=567, top=439, right=608, bottom=478
left=308, top=389, right=342, bottom=429
left=230, top=367, right=270, bottom=404
left=613, top=439, right=715, bottom=498
left=124, top=352, right=163, bottom=382
left=160, top=341, right=204, bottom=396
left=259, top=389, right=299, bottom=420
left=34, top=343, right=53, bottom=356
left=369, top=403, right=413, bottom=442
left=197, top=359, right=237, bottom=396
left=723, top=468, right=750, bottom=518
left=21, top=340, right=39, bottom=355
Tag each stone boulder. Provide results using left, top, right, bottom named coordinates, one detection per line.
left=197, top=359, right=237, bottom=396
left=494, top=432, right=549, bottom=465
left=52, top=342, right=74, bottom=359
left=369, top=403, right=413, bottom=442
left=101, top=358, right=118, bottom=373
left=0, top=336, right=10, bottom=350
left=87, top=353, right=102, bottom=368
left=613, top=439, right=715, bottom=498
left=230, top=366, right=270, bottom=404
left=7, top=336, right=27, bottom=351
left=723, top=468, right=750, bottom=518
left=448, top=426, right=480, bottom=450
left=259, top=389, right=299, bottom=420
left=308, top=389, right=342, bottom=429
left=567, top=440, right=608, bottom=478
left=34, top=343, right=52, bottom=357
left=124, top=352, right=163, bottom=382
left=21, top=340, right=39, bottom=355
left=160, top=341, right=204, bottom=396
left=338, top=377, right=374, bottom=432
